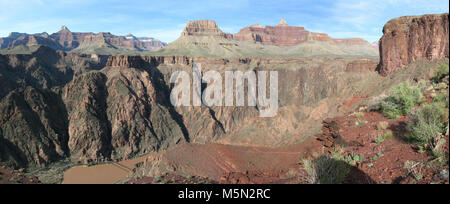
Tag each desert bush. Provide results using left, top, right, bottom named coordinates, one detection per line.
left=433, top=64, right=449, bottom=83
left=433, top=92, right=449, bottom=108
left=380, top=100, right=403, bottom=119
left=407, top=102, right=448, bottom=145
left=346, top=153, right=365, bottom=165
left=381, top=82, right=423, bottom=119
left=375, top=132, right=393, bottom=144
left=432, top=136, right=447, bottom=165
left=377, top=121, right=389, bottom=130
left=354, top=112, right=364, bottom=119
left=302, top=149, right=350, bottom=184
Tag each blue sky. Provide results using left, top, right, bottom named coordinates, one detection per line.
left=0, top=0, right=448, bottom=43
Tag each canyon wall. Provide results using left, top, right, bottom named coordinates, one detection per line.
left=0, top=47, right=380, bottom=169
left=378, top=13, right=449, bottom=76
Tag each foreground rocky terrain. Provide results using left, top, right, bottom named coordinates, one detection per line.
left=0, top=13, right=448, bottom=184
left=126, top=58, right=448, bottom=184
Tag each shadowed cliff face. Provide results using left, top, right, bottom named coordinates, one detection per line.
left=378, top=13, right=449, bottom=76
left=0, top=87, right=69, bottom=168
left=0, top=46, right=109, bottom=99
left=1, top=49, right=382, bottom=169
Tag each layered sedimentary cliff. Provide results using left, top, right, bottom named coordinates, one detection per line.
left=378, top=13, right=449, bottom=76
left=0, top=46, right=382, bottom=169
left=182, top=20, right=229, bottom=38
left=0, top=26, right=167, bottom=54
left=233, top=19, right=374, bottom=48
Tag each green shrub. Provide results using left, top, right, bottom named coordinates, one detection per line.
left=346, top=153, right=365, bottom=165
left=354, top=112, right=364, bottom=119
left=381, top=82, right=423, bottom=119
left=381, top=100, right=403, bottom=119
left=375, top=133, right=391, bottom=144
left=357, top=120, right=368, bottom=126
left=302, top=149, right=350, bottom=184
left=433, top=92, right=449, bottom=108
left=407, top=102, right=447, bottom=145
left=433, top=64, right=449, bottom=83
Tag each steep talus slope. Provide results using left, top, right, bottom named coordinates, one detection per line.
left=378, top=13, right=449, bottom=76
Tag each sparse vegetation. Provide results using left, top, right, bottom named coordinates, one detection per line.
left=346, top=153, right=365, bottom=165
left=377, top=121, right=389, bottom=130
left=356, top=120, right=368, bottom=126
left=375, top=132, right=392, bottom=144
left=433, top=64, right=449, bottom=83
left=431, top=136, right=448, bottom=165
left=381, top=82, right=423, bottom=119
left=407, top=102, right=448, bottom=145
left=354, top=112, right=364, bottom=119
left=302, top=148, right=350, bottom=184
left=404, top=161, right=424, bottom=182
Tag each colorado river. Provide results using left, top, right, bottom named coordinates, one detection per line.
left=62, top=155, right=148, bottom=184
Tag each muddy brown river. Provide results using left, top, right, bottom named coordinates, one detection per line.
left=62, top=156, right=147, bottom=184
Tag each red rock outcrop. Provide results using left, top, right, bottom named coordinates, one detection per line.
left=233, top=19, right=310, bottom=46
left=378, top=13, right=449, bottom=76
left=233, top=19, right=373, bottom=47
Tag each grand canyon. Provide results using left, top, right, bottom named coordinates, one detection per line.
left=0, top=8, right=448, bottom=185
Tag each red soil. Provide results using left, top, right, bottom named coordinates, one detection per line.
left=134, top=105, right=448, bottom=184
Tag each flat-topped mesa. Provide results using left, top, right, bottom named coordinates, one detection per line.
left=378, top=13, right=449, bottom=76
left=234, top=20, right=309, bottom=46
left=234, top=20, right=375, bottom=48
left=181, top=20, right=225, bottom=37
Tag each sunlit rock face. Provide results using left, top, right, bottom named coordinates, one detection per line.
left=378, top=13, right=449, bottom=76
left=233, top=18, right=374, bottom=48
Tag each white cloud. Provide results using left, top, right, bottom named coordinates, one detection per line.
left=133, top=24, right=186, bottom=43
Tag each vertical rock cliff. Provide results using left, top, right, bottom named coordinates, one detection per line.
left=378, top=13, right=449, bottom=76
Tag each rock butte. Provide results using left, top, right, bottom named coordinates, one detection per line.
left=232, top=18, right=373, bottom=47
left=378, top=13, right=449, bottom=76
